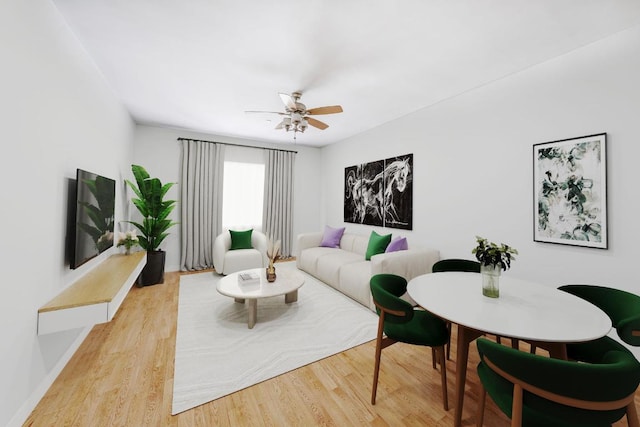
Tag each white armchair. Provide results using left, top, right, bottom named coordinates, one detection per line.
left=212, top=230, right=269, bottom=275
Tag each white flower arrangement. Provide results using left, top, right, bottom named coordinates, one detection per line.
left=117, top=230, right=139, bottom=253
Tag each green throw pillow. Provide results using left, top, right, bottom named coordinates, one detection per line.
left=229, top=229, right=253, bottom=250
left=365, top=231, right=392, bottom=260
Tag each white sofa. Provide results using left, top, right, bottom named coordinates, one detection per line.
left=296, top=231, right=440, bottom=311
left=213, top=230, right=269, bottom=275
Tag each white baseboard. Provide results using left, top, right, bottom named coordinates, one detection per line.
left=7, top=326, right=92, bottom=427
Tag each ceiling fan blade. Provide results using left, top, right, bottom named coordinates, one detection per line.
left=306, top=105, right=343, bottom=115
left=245, top=110, right=286, bottom=115
left=279, top=93, right=297, bottom=110
left=306, top=117, right=329, bottom=130
left=274, top=119, right=285, bottom=130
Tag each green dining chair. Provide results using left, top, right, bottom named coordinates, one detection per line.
left=370, top=273, right=450, bottom=410
left=476, top=337, right=640, bottom=427
left=432, top=258, right=481, bottom=274
left=559, top=284, right=640, bottom=347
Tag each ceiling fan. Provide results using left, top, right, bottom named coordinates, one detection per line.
left=246, top=91, right=343, bottom=140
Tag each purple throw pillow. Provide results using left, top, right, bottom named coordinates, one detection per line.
left=319, top=226, right=345, bottom=248
left=385, top=236, right=408, bottom=252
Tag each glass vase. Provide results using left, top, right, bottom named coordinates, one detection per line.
left=481, top=264, right=501, bottom=298
left=266, top=261, right=276, bottom=282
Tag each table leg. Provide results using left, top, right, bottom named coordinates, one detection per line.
left=247, top=299, right=257, bottom=329
left=455, top=326, right=484, bottom=427
left=530, top=341, right=568, bottom=360
left=285, top=289, right=298, bottom=304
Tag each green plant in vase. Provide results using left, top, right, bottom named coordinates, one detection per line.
left=125, top=164, right=178, bottom=285
left=472, top=236, right=518, bottom=298
left=117, top=230, right=139, bottom=255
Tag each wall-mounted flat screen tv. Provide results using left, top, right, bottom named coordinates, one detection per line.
left=71, top=169, right=116, bottom=269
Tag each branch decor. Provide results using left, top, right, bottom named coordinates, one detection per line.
left=266, top=237, right=281, bottom=282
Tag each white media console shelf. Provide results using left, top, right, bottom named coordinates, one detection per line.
left=38, top=251, right=146, bottom=335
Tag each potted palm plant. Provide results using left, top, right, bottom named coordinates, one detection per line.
left=472, top=236, right=518, bottom=298
left=126, top=164, right=178, bottom=285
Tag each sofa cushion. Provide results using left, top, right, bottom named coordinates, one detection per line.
left=315, top=250, right=363, bottom=287
left=229, top=229, right=253, bottom=250
left=298, top=247, right=338, bottom=276
left=340, top=233, right=369, bottom=255
left=386, top=236, right=408, bottom=252
left=338, top=261, right=376, bottom=310
left=319, top=225, right=345, bottom=248
left=365, top=231, right=392, bottom=260
left=223, top=248, right=263, bottom=274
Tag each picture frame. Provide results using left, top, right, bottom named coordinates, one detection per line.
left=533, top=133, right=607, bottom=249
left=343, top=154, right=413, bottom=229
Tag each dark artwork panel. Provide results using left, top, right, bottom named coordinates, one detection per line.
left=383, top=154, right=413, bottom=230
left=360, top=160, right=384, bottom=226
left=344, top=165, right=362, bottom=223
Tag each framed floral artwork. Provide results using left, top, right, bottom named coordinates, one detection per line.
left=533, top=133, right=607, bottom=249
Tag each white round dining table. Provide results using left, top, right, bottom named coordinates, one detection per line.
left=407, top=271, right=611, bottom=427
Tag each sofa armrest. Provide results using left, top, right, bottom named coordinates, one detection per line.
left=213, top=232, right=231, bottom=273
left=252, top=230, right=269, bottom=267
left=370, top=247, right=441, bottom=281
left=296, top=232, right=323, bottom=256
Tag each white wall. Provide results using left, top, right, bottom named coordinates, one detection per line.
left=132, top=125, right=323, bottom=271
left=322, top=25, right=640, bottom=292
left=1, top=1, right=135, bottom=425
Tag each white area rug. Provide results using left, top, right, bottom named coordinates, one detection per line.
left=172, top=261, right=378, bottom=414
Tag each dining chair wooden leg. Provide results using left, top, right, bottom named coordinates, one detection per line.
left=476, top=389, right=486, bottom=427
left=511, top=384, right=524, bottom=427
left=627, top=400, right=640, bottom=427
left=371, top=314, right=385, bottom=405
left=432, top=348, right=437, bottom=369
left=438, top=345, right=448, bottom=411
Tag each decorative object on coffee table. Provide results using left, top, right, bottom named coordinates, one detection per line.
left=266, top=237, right=281, bottom=282
left=472, top=236, right=518, bottom=298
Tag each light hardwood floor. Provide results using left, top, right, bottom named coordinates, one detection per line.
left=25, top=270, right=635, bottom=426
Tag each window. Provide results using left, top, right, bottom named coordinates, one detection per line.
left=222, top=161, right=265, bottom=231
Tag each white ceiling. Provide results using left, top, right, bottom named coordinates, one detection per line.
left=51, top=0, right=640, bottom=147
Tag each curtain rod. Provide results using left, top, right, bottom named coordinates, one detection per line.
left=177, top=137, right=298, bottom=154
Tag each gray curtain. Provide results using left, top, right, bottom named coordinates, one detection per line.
left=262, top=150, right=296, bottom=257
left=179, top=139, right=225, bottom=270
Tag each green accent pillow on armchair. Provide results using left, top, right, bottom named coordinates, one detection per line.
left=229, top=229, right=253, bottom=250
left=365, top=231, right=392, bottom=260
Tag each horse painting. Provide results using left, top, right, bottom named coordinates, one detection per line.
left=344, top=154, right=412, bottom=230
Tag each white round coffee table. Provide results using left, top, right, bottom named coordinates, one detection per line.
left=216, top=267, right=305, bottom=329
